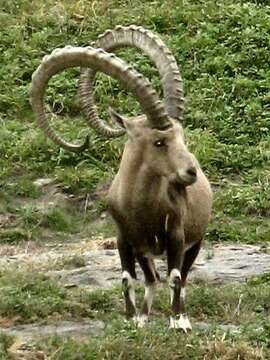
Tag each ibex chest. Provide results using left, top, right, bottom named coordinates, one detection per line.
left=112, top=204, right=171, bottom=256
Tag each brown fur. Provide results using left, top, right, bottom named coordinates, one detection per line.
left=107, top=114, right=213, bottom=326
left=108, top=116, right=212, bottom=257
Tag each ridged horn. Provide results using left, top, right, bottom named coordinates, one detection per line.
left=31, top=46, right=170, bottom=152
left=79, top=24, right=184, bottom=137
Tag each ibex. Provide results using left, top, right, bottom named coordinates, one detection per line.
left=31, top=25, right=213, bottom=331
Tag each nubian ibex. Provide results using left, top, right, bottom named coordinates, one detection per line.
left=31, top=25, right=213, bottom=331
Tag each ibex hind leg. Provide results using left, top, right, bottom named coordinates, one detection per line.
left=167, top=231, right=193, bottom=332
left=181, top=240, right=202, bottom=285
left=122, top=271, right=136, bottom=319
left=135, top=254, right=157, bottom=327
left=118, top=238, right=137, bottom=319
left=150, top=257, right=161, bottom=282
left=169, top=240, right=202, bottom=331
left=168, top=269, right=187, bottom=330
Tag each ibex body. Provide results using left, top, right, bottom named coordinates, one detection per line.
left=107, top=114, right=212, bottom=329
left=31, top=25, right=213, bottom=330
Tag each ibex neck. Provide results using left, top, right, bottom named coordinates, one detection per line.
left=118, top=143, right=164, bottom=205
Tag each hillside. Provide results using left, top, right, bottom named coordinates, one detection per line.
left=0, top=0, right=269, bottom=358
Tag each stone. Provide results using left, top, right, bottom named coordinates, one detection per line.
left=33, top=178, right=54, bottom=188
left=189, top=244, right=270, bottom=283
left=1, top=320, right=105, bottom=341
left=48, top=245, right=270, bottom=288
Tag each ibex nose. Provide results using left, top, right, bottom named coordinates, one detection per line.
left=186, top=166, right=197, bottom=179
left=174, top=165, right=197, bottom=187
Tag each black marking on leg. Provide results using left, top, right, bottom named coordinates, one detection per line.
left=181, top=240, right=202, bottom=285
left=136, top=255, right=157, bottom=322
left=166, top=227, right=185, bottom=276
left=122, top=277, right=136, bottom=318
left=171, top=275, right=181, bottom=315
left=136, top=255, right=157, bottom=284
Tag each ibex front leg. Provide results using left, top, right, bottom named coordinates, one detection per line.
left=118, top=237, right=137, bottom=319
left=136, top=254, right=157, bottom=327
left=167, top=229, right=191, bottom=332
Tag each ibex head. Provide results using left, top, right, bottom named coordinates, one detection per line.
left=31, top=25, right=195, bottom=185
left=109, top=109, right=197, bottom=186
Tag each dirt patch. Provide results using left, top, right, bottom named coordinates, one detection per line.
left=1, top=240, right=269, bottom=286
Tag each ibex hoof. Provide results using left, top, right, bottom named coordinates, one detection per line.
left=133, top=314, right=148, bottom=328
left=169, top=314, right=192, bottom=332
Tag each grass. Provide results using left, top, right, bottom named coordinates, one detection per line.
left=0, top=0, right=270, bottom=358
left=49, top=254, right=87, bottom=271
left=0, top=270, right=100, bottom=324
left=0, top=270, right=269, bottom=358
left=1, top=178, right=41, bottom=198
left=0, top=202, right=82, bottom=243
left=207, top=217, right=269, bottom=243
left=0, top=333, right=13, bottom=360
left=0, top=272, right=67, bottom=323
left=39, top=331, right=267, bottom=360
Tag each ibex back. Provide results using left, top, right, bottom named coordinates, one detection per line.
left=31, top=25, right=213, bottom=331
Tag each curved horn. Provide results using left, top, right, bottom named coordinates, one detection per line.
left=79, top=25, right=184, bottom=137
left=31, top=46, right=170, bottom=152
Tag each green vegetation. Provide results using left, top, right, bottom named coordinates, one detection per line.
left=0, top=272, right=67, bottom=322
left=0, top=273, right=270, bottom=360
left=0, top=0, right=269, bottom=244
left=0, top=270, right=102, bottom=323
left=0, top=202, right=82, bottom=243
left=0, top=269, right=269, bottom=358
left=0, top=0, right=269, bottom=245
left=0, top=0, right=269, bottom=358
left=0, top=0, right=270, bottom=242
left=41, top=334, right=268, bottom=360
left=60, top=254, right=87, bottom=270
left=0, top=333, right=13, bottom=360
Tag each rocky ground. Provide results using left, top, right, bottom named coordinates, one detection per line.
left=1, top=238, right=269, bottom=345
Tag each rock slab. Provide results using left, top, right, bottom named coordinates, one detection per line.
left=1, top=320, right=105, bottom=341
left=52, top=245, right=270, bottom=289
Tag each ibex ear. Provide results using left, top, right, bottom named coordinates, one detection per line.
left=108, top=107, right=127, bottom=129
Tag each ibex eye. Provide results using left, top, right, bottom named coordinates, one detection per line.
left=154, top=139, right=166, bottom=147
